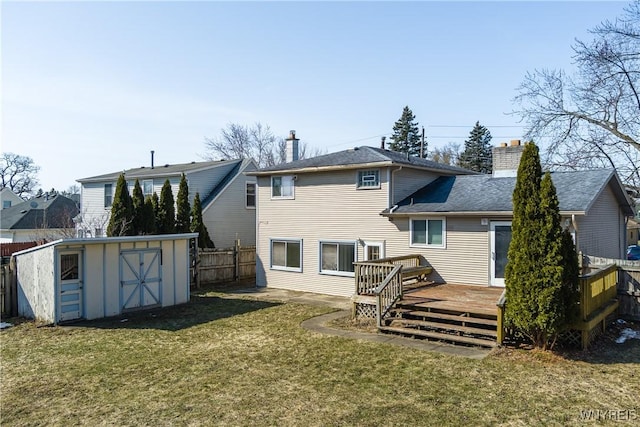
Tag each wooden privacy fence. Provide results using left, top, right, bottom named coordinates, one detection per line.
left=192, top=244, right=256, bottom=288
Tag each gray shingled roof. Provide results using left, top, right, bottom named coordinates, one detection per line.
left=253, top=146, right=476, bottom=175
left=1, top=194, right=80, bottom=230
left=77, top=159, right=241, bottom=183
left=383, top=169, right=633, bottom=215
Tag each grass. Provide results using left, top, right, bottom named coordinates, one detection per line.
left=2, top=289, right=639, bottom=426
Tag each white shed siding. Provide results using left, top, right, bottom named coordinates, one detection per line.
left=392, top=168, right=440, bottom=204
left=576, top=185, right=626, bottom=259
left=16, top=245, right=56, bottom=322
left=203, top=164, right=257, bottom=248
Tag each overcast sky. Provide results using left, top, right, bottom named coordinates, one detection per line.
left=1, top=1, right=626, bottom=192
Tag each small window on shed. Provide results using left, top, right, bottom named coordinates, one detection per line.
left=60, top=254, right=79, bottom=281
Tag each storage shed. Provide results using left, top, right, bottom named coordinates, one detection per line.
left=14, top=233, right=197, bottom=323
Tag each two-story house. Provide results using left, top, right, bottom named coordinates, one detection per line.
left=248, top=137, right=633, bottom=298
left=77, top=158, right=257, bottom=248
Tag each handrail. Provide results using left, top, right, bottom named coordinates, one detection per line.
left=374, top=264, right=403, bottom=328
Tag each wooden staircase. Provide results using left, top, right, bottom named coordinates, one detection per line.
left=379, top=296, right=498, bottom=348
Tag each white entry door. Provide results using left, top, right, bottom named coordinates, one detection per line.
left=490, top=222, right=512, bottom=287
left=58, top=251, right=83, bottom=321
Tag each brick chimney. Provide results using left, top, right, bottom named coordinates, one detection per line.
left=492, top=140, right=524, bottom=177
left=286, top=130, right=299, bottom=163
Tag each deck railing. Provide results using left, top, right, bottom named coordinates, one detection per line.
left=578, top=264, right=618, bottom=321
left=496, top=263, right=619, bottom=348
left=375, top=264, right=403, bottom=327
left=355, top=262, right=397, bottom=295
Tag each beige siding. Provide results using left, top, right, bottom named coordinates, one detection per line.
left=576, top=185, right=626, bottom=259
left=203, top=163, right=257, bottom=248
left=385, top=216, right=491, bottom=286
left=392, top=168, right=439, bottom=204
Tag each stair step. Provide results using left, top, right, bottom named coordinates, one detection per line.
left=391, top=308, right=498, bottom=327
left=395, top=302, right=498, bottom=320
left=380, top=326, right=496, bottom=348
left=389, top=318, right=497, bottom=337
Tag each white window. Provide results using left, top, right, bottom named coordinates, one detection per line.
left=271, top=239, right=302, bottom=272
left=246, top=182, right=256, bottom=208
left=271, top=176, right=294, bottom=199
left=143, top=180, right=154, bottom=197
left=357, top=170, right=380, bottom=189
left=104, top=184, right=113, bottom=208
left=3, top=201, right=11, bottom=209
left=410, top=218, right=446, bottom=248
left=363, top=241, right=385, bottom=261
left=320, top=241, right=356, bottom=276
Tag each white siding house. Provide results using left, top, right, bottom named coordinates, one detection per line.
left=76, top=159, right=257, bottom=248
left=14, top=234, right=197, bottom=323
left=249, top=141, right=634, bottom=298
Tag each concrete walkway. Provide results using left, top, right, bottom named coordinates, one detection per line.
left=222, top=287, right=491, bottom=359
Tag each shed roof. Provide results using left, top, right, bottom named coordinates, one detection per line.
left=249, top=146, right=476, bottom=175
left=382, top=169, right=634, bottom=216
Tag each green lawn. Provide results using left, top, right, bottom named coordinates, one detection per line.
left=1, top=290, right=639, bottom=426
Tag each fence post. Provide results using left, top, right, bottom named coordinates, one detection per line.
left=234, top=239, right=240, bottom=282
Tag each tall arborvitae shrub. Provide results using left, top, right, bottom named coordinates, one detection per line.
left=190, top=192, right=214, bottom=248
left=175, top=173, right=191, bottom=233
left=107, top=174, right=133, bottom=236
left=505, top=144, right=579, bottom=349
left=561, top=229, right=580, bottom=325
left=157, top=179, right=175, bottom=234
left=142, top=195, right=157, bottom=234
left=151, top=192, right=160, bottom=228
left=131, top=179, right=145, bottom=235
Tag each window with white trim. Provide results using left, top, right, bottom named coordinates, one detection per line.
left=104, top=184, right=113, bottom=208
left=320, top=241, right=356, bottom=276
left=270, top=239, right=302, bottom=272
left=271, top=176, right=295, bottom=199
left=246, top=182, right=256, bottom=208
left=143, top=180, right=154, bottom=197
left=410, top=218, right=446, bottom=248
left=357, top=170, right=380, bottom=189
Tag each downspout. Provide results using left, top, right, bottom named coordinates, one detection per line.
left=571, top=214, right=579, bottom=255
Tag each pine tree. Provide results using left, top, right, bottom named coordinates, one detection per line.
left=190, top=192, right=214, bottom=248
left=131, top=179, right=145, bottom=235
left=141, top=195, right=157, bottom=234
left=175, top=174, right=191, bottom=233
left=106, top=174, right=133, bottom=236
left=458, top=121, right=493, bottom=173
left=157, top=179, right=175, bottom=234
left=505, top=144, right=578, bottom=349
left=389, top=106, right=422, bottom=156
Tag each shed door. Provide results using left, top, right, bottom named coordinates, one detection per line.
left=120, top=249, right=162, bottom=311
left=58, top=251, right=83, bottom=321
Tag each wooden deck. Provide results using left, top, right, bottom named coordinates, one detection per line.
left=400, top=283, right=504, bottom=317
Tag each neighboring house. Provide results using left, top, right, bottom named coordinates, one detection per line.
left=0, top=193, right=79, bottom=243
left=1, top=187, right=24, bottom=209
left=627, top=218, right=639, bottom=246
left=76, top=158, right=257, bottom=248
left=249, top=139, right=634, bottom=297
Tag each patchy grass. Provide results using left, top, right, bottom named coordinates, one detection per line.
left=2, top=291, right=639, bottom=426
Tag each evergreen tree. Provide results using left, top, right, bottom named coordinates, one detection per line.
left=505, top=144, right=578, bottom=349
left=561, top=229, right=580, bottom=325
left=131, top=179, right=145, bottom=235
left=458, top=121, right=493, bottom=173
left=175, top=174, right=191, bottom=233
left=389, top=106, right=422, bottom=156
left=190, top=192, right=214, bottom=248
left=157, top=179, right=175, bottom=234
left=151, top=191, right=160, bottom=227
left=141, top=195, right=157, bottom=234
left=106, top=174, right=133, bottom=236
